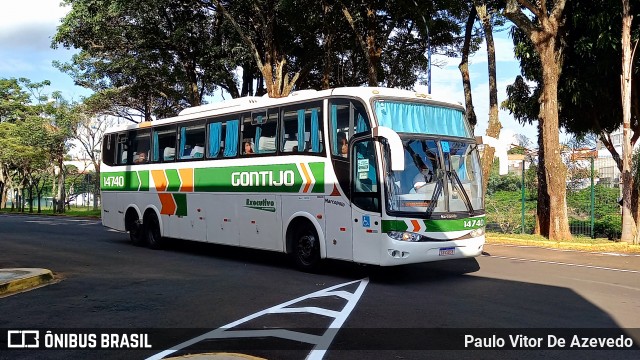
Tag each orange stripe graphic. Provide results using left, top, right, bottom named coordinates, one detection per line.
left=151, top=170, right=168, bottom=192
left=410, top=220, right=421, bottom=232
left=158, top=193, right=176, bottom=215
left=178, top=168, right=194, bottom=192
left=300, top=163, right=312, bottom=193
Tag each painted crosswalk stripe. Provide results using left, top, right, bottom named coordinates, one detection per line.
left=147, top=278, right=369, bottom=360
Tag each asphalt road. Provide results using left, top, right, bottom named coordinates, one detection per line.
left=0, top=213, right=639, bottom=360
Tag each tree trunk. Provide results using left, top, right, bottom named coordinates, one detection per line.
left=620, top=0, right=637, bottom=244
left=535, top=122, right=550, bottom=235
left=56, top=159, right=66, bottom=214
left=459, top=6, right=478, bottom=132
left=28, top=185, right=33, bottom=213
left=476, top=2, right=503, bottom=195
left=537, top=42, right=571, bottom=240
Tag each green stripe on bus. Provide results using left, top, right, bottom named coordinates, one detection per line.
left=309, top=162, right=325, bottom=193
left=381, top=216, right=485, bottom=233
left=138, top=170, right=149, bottom=191
left=165, top=169, right=181, bottom=192
left=102, top=162, right=325, bottom=193
left=194, top=163, right=325, bottom=193
left=173, top=193, right=187, bottom=216
left=381, top=220, right=408, bottom=232
left=101, top=171, right=149, bottom=191
left=423, top=216, right=485, bottom=232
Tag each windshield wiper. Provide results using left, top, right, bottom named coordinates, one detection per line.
left=449, top=169, right=474, bottom=213
left=425, top=172, right=444, bottom=217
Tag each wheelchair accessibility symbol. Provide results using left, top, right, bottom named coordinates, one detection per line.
left=362, top=215, right=370, bottom=228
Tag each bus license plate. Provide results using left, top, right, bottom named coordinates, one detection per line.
left=439, top=247, right=456, bottom=256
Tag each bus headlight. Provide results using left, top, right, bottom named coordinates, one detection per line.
left=469, top=226, right=485, bottom=238
left=387, top=231, right=424, bottom=242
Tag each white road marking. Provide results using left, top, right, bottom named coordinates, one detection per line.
left=487, top=243, right=640, bottom=257
left=147, top=278, right=369, bottom=360
left=486, top=254, right=640, bottom=274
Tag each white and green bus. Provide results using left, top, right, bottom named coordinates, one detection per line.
left=100, top=87, right=500, bottom=270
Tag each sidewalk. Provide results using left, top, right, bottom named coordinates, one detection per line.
left=0, top=268, right=54, bottom=297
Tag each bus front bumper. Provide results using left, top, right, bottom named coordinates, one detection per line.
left=379, top=235, right=485, bottom=266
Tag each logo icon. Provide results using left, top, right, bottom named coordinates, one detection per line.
left=7, top=330, right=39, bottom=348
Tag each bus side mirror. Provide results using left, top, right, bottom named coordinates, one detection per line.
left=476, top=135, right=508, bottom=175
left=372, top=126, right=404, bottom=171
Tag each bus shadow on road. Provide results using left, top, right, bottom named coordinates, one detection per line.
left=152, top=237, right=481, bottom=283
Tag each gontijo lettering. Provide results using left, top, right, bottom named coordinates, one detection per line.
left=231, top=170, right=295, bottom=187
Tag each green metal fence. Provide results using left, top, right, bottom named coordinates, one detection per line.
left=485, top=156, right=622, bottom=239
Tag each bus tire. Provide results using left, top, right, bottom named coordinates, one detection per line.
left=125, top=209, right=143, bottom=246
left=144, top=213, right=164, bottom=250
left=293, top=225, right=321, bottom=272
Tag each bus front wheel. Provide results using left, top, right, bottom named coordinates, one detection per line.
left=293, top=226, right=321, bottom=271
left=144, top=214, right=164, bottom=250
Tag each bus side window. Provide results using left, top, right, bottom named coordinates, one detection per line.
left=179, top=124, right=205, bottom=160
left=330, top=102, right=351, bottom=158
left=207, top=121, right=225, bottom=158
left=132, top=130, right=151, bottom=164
left=117, top=133, right=129, bottom=165
left=102, top=134, right=116, bottom=166
left=281, top=103, right=323, bottom=154
left=152, top=127, right=176, bottom=163
left=248, top=110, right=277, bottom=154
left=353, top=103, right=371, bottom=135
left=352, top=139, right=380, bottom=212
left=223, top=119, right=239, bottom=157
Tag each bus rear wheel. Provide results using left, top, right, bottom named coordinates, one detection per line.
left=126, top=211, right=143, bottom=246
left=144, top=214, right=164, bottom=250
left=293, top=226, right=321, bottom=272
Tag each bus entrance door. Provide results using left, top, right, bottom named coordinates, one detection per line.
left=351, top=138, right=382, bottom=264
left=324, top=194, right=353, bottom=261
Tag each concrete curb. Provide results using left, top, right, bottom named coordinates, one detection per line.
left=0, top=268, right=54, bottom=296
left=486, top=236, right=640, bottom=254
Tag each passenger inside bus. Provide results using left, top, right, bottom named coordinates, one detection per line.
left=412, top=151, right=438, bottom=192
left=244, top=141, right=254, bottom=154
left=337, top=132, right=348, bottom=157
left=133, top=151, right=147, bottom=164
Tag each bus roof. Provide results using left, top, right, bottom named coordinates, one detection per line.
left=104, top=87, right=464, bottom=134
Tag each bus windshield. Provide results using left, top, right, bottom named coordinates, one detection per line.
left=374, top=100, right=471, bottom=138
left=385, top=137, right=483, bottom=216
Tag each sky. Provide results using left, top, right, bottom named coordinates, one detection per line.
left=0, top=0, right=537, bottom=145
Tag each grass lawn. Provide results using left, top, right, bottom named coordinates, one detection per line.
left=0, top=207, right=101, bottom=218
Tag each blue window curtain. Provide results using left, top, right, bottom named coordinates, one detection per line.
left=356, top=113, right=368, bottom=133
left=255, top=126, right=262, bottom=154
left=374, top=101, right=469, bottom=137
left=223, top=120, right=238, bottom=157
left=311, top=108, right=319, bottom=152
left=152, top=131, right=159, bottom=162
left=297, top=109, right=305, bottom=151
left=331, top=105, right=338, bottom=155
left=179, top=127, right=187, bottom=158
left=208, top=122, right=222, bottom=158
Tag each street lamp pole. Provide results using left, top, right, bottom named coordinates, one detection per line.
left=413, top=2, right=432, bottom=94
left=426, top=25, right=431, bottom=94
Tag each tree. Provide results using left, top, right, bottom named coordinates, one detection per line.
left=458, top=5, right=480, bottom=130
left=206, top=0, right=315, bottom=97
left=74, top=110, right=115, bottom=209
left=504, top=0, right=572, bottom=240
left=474, top=0, right=504, bottom=195
left=620, top=0, right=638, bottom=244
left=53, top=0, right=247, bottom=120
